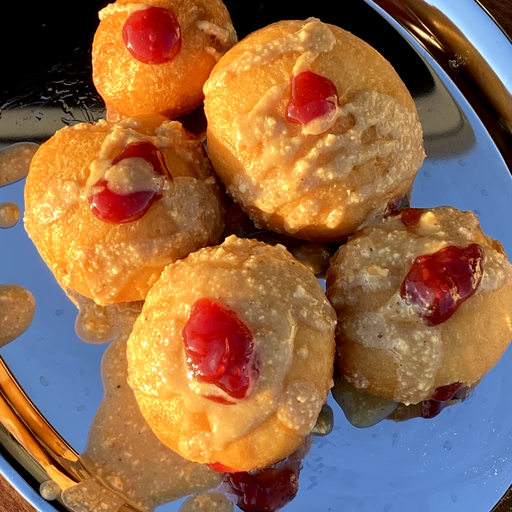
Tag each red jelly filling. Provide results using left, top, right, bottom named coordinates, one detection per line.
left=224, top=459, right=301, bottom=512
left=182, top=298, right=259, bottom=400
left=400, top=244, right=485, bottom=326
left=123, top=6, right=181, bottom=64
left=421, top=382, right=463, bottom=419
left=88, top=141, right=170, bottom=224
left=286, top=70, right=338, bottom=126
left=399, top=208, right=424, bottom=227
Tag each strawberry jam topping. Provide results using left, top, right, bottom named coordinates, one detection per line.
left=182, top=298, right=259, bottom=401
left=286, top=70, right=338, bottom=127
left=421, top=382, right=464, bottom=418
left=399, top=208, right=424, bottom=227
left=88, top=141, right=170, bottom=224
left=400, top=244, right=485, bottom=326
left=123, top=6, right=181, bottom=64
left=224, top=457, right=302, bottom=512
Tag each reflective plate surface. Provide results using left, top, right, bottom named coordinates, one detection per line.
left=1, top=0, right=512, bottom=511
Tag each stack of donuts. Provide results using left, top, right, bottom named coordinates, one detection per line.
left=23, top=0, right=512, bottom=489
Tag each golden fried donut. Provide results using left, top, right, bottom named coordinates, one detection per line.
left=326, top=206, right=512, bottom=409
left=92, top=0, right=237, bottom=121
left=126, top=236, right=336, bottom=471
left=24, top=114, right=225, bottom=305
left=203, top=18, right=425, bottom=242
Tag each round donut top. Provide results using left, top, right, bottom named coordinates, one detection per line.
left=127, top=236, right=336, bottom=459
left=204, top=19, right=425, bottom=235
left=326, top=206, right=512, bottom=404
left=24, top=115, right=225, bottom=305
left=98, top=0, right=237, bottom=62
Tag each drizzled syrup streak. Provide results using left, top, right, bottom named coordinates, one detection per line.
left=88, top=141, right=170, bottom=224
left=224, top=457, right=301, bottom=512
left=286, top=70, right=338, bottom=126
left=123, top=6, right=181, bottom=64
left=182, top=298, right=258, bottom=401
left=421, top=382, right=463, bottom=418
left=400, top=244, right=485, bottom=326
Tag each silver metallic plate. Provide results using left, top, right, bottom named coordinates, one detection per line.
left=1, top=0, right=512, bottom=511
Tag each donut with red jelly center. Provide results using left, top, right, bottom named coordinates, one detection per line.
left=204, top=18, right=425, bottom=242
left=127, top=236, right=336, bottom=472
left=24, top=114, right=225, bottom=306
left=326, top=206, right=512, bottom=406
left=92, top=0, right=237, bottom=120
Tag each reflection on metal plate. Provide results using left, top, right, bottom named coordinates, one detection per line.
left=1, top=0, right=512, bottom=511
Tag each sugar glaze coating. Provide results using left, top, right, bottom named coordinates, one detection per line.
left=204, top=18, right=425, bottom=241
left=127, top=236, right=336, bottom=471
left=326, top=207, right=512, bottom=405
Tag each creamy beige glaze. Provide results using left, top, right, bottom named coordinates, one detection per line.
left=206, top=19, right=334, bottom=89
left=64, top=319, right=221, bottom=511
left=327, top=207, right=512, bottom=404
left=68, top=290, right=143, bottom=344
left=0, top=284, right=36, bottom=348
left=85, top=119, right=176, bottom=197
left=25, top=116, right=224, bottom=306
left=128, top=236, right=336, bottom=463
left=0, top=142, right=39, bottom=188
left=231, top=88, right=422, bottom=234
left=204, top=19, right=424, bottom=236
left=0, top=201, right=21, bottom=228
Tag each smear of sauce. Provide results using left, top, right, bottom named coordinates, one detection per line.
left=0, top=201, right=21, bottom=228
left=0, top=284, right=36, bottom=348
left=63, top=309, right=221, bottom=512
left=68, top=289, right=143, bottom=344
left=0, top=142, right=39, bottom=188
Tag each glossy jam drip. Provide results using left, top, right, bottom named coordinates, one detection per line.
left=224, top=459, right=301, bottom=512
left=123, top=6, right=181, bottom=64
left=399, top=207, right=424, bottom=227
left=88, top=141, right=170, bottom=224
left=431, top=381, right=463, bottom=401
left=421, top=382, right=464, bottom=418
left=111, top=141, right=171, bottom=178
left=286, top=70, right=338, bottom=126
left=183, top=298, right=258, bottom=400
left=400, top=244, right=485, bottom=326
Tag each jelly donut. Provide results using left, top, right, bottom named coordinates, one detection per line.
left=326, top=206, right=512, bottom=407
left=92, top=0, right=237, bottom=121
left=24, top=114, right=225, bottom=305
left=203, top=18, right=425, bottom=242
left=126, top=236, right=336, bottom=471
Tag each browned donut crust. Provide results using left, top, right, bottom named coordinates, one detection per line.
left=24, top=114, right=225, bottom=305
left=93, top=0, right=237, bottom=120
left=326, top=207, right=512, bottom=405
left=204, top=19, right=425, bottom=242
left=127, top=236, right=336, bottom=471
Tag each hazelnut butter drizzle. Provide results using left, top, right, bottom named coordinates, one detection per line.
left=0, top=202, right=21, bottom=228
left=127, top=237, right=336, bottom=461
left=63, top=302, right=222, bottom=512
left=329, top=208, right=512, bottom=404
left=0, top=284, right=36, bottom=349
left=204, top=19, right=425, bottom=235
left=26, top=116, right=223, bottom=306
left=0, top=142, right=39, bottom=188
